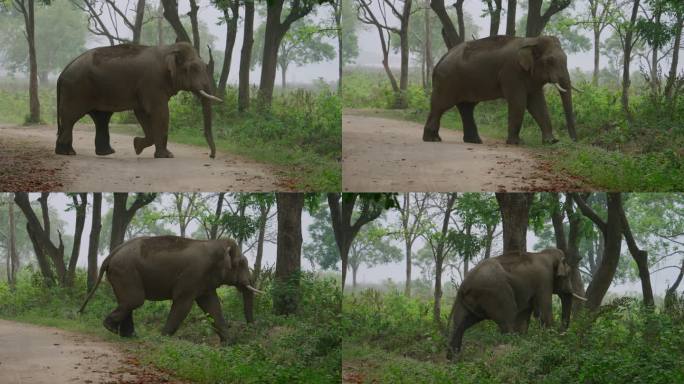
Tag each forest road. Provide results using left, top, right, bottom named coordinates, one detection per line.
left=342, top=111, right=588, bottom=192
left=0, top=319, right=183, bottom=384
left=0, top=124, right=292, bottom=192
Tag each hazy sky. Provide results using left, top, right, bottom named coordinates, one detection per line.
left=352, top=1, right=684, bottom=74
left=24, top=193, right=683, bottom=297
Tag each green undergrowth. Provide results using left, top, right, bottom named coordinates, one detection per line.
left=0, top=81, right=341, bottom=190
left=343, top=289, right=684, bottom=384
left=343, top=68, right=684, bottom=191
left=0, top=269, right=341, bottom=384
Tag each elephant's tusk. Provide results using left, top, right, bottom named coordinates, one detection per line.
left=571, top=85, right=583, bottom=93
left=199, top=90, right=223, bottom=103
left=553, top=83, right=568, bottom=93
left=246, top=285, right=265, bottom=295
left=572, top=293, right=588, bottom=301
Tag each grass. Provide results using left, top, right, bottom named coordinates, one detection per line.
left=0, top=269, right=341, bottom=384
left=342, top=288, right=684, bottom=383
left=343, top=67, right=684, bottom=191
left=0, top=80, right=341, bottom=191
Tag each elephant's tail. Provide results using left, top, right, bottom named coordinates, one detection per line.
left=77, top=253, right=112, bottom=314
left=56, top=76, right=62, bottom=137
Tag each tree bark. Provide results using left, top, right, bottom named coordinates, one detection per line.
left=253, top=199, right=271, bottom=283
left=486, top=0, right=502, bottom=36
left=506, top=0, right=517, bottom=36
left=132, top=0, right=146, bottom=44
left=433, top=193, right=456, bottom=328
left=209, top=192, right=225, bottom=240
left=87, top=193, right=102, bottom=291
left=430, top=0, right=462, bottom=48
left=7, top=201, right=18, bottom=289
left=160, top=0, right=192, bottom=43
left=621, top=0, right=640, bottom=122
left=217, top=2, right=239, bottom=95
left=65, top=194, right=87, bottom=286
left=274, top=193, right=304, bottom=316
left=424, top=0, right=433, bottom=91
left=495, top=193, right=534, bottom=254
left=618, top=200, right=654, bottom=307
left=526, top=0, right=572, bottom=37
left=16, top=0, right=41, bottom=123
left=665, top=10, right=683, bottom=101
left=110, top=193, right=156, bottom=252
left=188, top=0, right=201, bottom=52
left=238, top=0, right=255, bottom=112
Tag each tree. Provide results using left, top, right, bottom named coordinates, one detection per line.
left=238, top=0, right=255, bottom=111
left=4, top=198, right=18, bottom=289
left=12, top=0, right=42, bottom=123
left=274, top=193, right=304, bottom=315
left=395, top=193, right=430, bottom=296
left=253, top=19, right=336, bottom=88
left=581, top=0, right=619, bottom=85
left=0, top=1, right=86, bottom=84
left=495, top=193, right=534, bottom=253
left=110, top=193, right=157, bottom=252
left=303, top=201, right=339, bottom=270
left=258, top=0, right=325, bottom=107
left=347, top=222, right=401, bottom=288
left=87, top=193, right=102, bottom=291
left=619, top=0, right=641, bottom=121
left=213, top=0, right=240, bottom=95
left=71, top=0, right=146, bottom=45
left=167, top=193, right=201, bottom=237
left=525, top=0, right=572, bottom=37
left=357, top=0, right=412, bottom=108
left=332, top=0, right=359, bottom=91
left=429, top=0, right=464, bottom=48
left=424, top=193, right=456, bottom=326
left=664, top=1, right=684, bottom=101
left=506, top=0, right=517, bottom=36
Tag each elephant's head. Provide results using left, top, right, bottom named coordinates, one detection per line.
left=165, top=42, right=222, bottom=158
left=221, top=240, right=264, bottom=323
left=548, top=248, right=586, bottom=329
left=517, top=36, right=577, bottom=141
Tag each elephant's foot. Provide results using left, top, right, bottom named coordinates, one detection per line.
left=133, top=137, right=150, bottom=155
left=55, top=143, right=76, bottom=156
left=153, top=148, right=174, bottom=158
left=119, top=330, right=137, bottom=338
left=463, top=135, right=483, bottom=144
left=542, top=136, right=559, bottom=145
left=95, top=147, right=115, bottom=156
left=103, top=318, right=119, bottom=335
left=506, top=137, right=521, bottom=145
left=423, top=130, right=442, bottom=142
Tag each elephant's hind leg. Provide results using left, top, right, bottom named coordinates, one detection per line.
left=55, top=109, right=83, bottom=156
left=457, top=102, right=482, bottom=144
left=447, top=301, right=482, bottom=360
left=423, top=100, right=451, bottom=142
left=119, top=312, right=137, bottom=338
left=89, top=111, right=115, bottom=155
left=161, top=298, right=194, bottom=336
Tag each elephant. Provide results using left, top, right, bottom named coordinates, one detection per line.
left=55, top=42, right=222, bottom=158
left=446, top=248, right=586, bottom=360
left=423, top=35, right=578, bottom=145
left=78, top=236, right=264, bottom=343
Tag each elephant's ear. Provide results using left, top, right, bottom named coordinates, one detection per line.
left=555, top=260, right=570, bottom=277
left=166, top=51, right=179, bottom=83
left=517, top=45, right=535, bottom=73
left=224, top=243, right=241, bottom=270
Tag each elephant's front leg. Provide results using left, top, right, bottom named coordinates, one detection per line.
left=538, top=294, right=554, bottom=328
left=457, top=102, right=482, bottom=144
left=504, top=89, right=527, bottom=145
left=196, top=291, right=231, bottom=344
left=89, top=111, right=116, bottom=156
left=527, top=89, right=558, bottom=144
left=162, top=298, right=194, bottom=336
left=149, top=103, right=174, bottom=158
left=133, top=108, right=154, bottom=155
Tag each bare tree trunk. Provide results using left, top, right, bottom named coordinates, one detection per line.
left=397, top=0, right=412, bottom=108
left=209, top=192, right=225, bottom=240
left=621, top=0, right=640, bottom=122
left=352, top=264, right=359, bottom=288
left=486, top=0, right=502, bottom=36
left=238, top=0, right=255, bottom=112
left=335, top=0, right=343, bottom=94
left=7, top=201, right=18, bottom=289
left=65, top=194, right=87, bottom=286
left=274, top=193, right=303, bottom=315
left=593, top=27, right=600, bottom=85
left=253, top=201, right=270, bottom=283
left=665, top=259, right=684, bottom=310
left=433, top=193, right=456, bottom=328
left=665, top=12, right=683, bottom=101
left=506, top=0, right=517, bottom=36
left=424, top=0, right=432, bottom=91
left=430, top=0, right=462, bottom=48
left=160, top=0, right=192, bottom=43
left=16, top=0, right=41, bottom=123
left=132, top=0, right=146, bottom=44
left=281, top=63, right=287, bottom=89
left=111, top=193, right=156, bottom=252
left=188, top=0, right=201, bottom=52
left=495, top=193, right=534, bottom=253
left=526, top=0, right=572, bottom=37
left=619, top=201, right=654, bottom=307
left=87, top=193, right=102, bottom=291
left=157, top=1, right=164, bottom=45
left=217, top=1, right=239, bottom=95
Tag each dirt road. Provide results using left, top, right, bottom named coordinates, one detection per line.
left=0, top=319, right=182, bottom=384
left=342, top=112, right=587, bottom=192
left=0, top=124, right=291, bottom=192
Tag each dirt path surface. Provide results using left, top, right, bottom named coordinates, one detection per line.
left=343, top=111, right=587, bottom=192
left=0, top=319, right=183, bottom=384
left=0, top=124, right=292, bottom=192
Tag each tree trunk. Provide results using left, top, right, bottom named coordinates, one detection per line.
left=506, top=0, right=517, bottom=36
left=110, top=193, right=156, bottom=252
left=160, top=0, right=192, bottom=43
left=132, top=0, right=146, bottom=44
left=495, top=193, right=534, bottom=254
left=65, top=194, right=87, bottom=287
left=433, top=193, right=456, bottom=327
left=217, top=2, right=239, bottom=95
left=665, top=12, right=683, bottom=101
left=238, top=0, right=255, bottom=112
left=188, top=0, right=201, bottom=52
left=430, top=0, right=461, bottom=48
left=274, top=193, right=303, bottom=316
left=592, top=27, right=600, bottom=86
left=258, top=1, right=286, bottom=107
left=665, top=260, right=684, bottom=310
left=487, top=0, right=502, bottom=36
left=621, top=0, right=640, bottom=122
left=87, top=193, right=102, bottom=291
left=7, top=201, right=18, bottom=289
left=352, top=264, right=359, bottom=288
left=336, top=0, right=343, bottom=94
left=253, top=201, right=269, bottom=283
left=424, top=0, right=433, bottom=91
left=281, top=62, right=287, bottom=89
left=618, top=200, right=654, bottom=307
left=405, top=241, right=412, bottom=296
left=209, top=192, right=225, bottom=240
left=396, top=0, right=412, bottom=108
left=157, top=1, right=164, bottom=45
left=20, top=0, right=41, bottom=123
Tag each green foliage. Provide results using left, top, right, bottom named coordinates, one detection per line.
left=343, top=289, right=684, bottom=383
left=0, top=269, right=341, bottom=384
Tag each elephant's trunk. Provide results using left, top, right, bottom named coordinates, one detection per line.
left=242, top=287, right=254, bottom=323
left=559, top=292, right=572, bottom=330
left=559, top=77, right=577, bottom=141
left=201, top=97, right=217, bottom=159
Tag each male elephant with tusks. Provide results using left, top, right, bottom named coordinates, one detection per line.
left=446, top=248, right=586, bottom=360
left=423, top=35, right=578, bottom=145
left=79, top=236, right=264, bottom=343
left=55, top=42, right=222, bottom=158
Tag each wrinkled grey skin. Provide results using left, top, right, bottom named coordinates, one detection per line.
left=79, top=236, right=259, bottom=343
left=55, top=42, right=220, bottom=159
left=446, top=248, right=585, bottom=360
left=423, top=35, right=577, bottom=145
